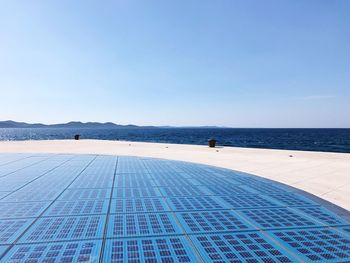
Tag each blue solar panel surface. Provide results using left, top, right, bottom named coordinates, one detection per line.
left=0, top=153, right=349, bottom=262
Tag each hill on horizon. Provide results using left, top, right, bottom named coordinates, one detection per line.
left=0, top=120, right=151, bottom=129
left=0, top=120, right=225, bottom=129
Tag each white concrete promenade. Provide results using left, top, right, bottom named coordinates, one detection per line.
left=0, top=139, right=349, bottom=210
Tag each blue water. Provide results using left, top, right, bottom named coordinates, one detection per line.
left=0, top=128, right=350, bottom=153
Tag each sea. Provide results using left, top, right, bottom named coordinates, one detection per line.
left=0, top=128, right=349, bottom=153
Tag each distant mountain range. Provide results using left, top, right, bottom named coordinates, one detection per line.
left=0, top=120, right=156, bottom=129
left=0, top=120, right=225, bottom=129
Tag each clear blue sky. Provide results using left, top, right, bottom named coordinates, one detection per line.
left=1, top=1, right=349, bottom=127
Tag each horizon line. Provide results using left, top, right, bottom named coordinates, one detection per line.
left=0, top=120, right=349, bottom=129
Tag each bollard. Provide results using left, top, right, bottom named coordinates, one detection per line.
left=208, top=139, right=216, bottom=148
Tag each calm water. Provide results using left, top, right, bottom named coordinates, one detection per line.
left=0, top=128, right=350, bottom=153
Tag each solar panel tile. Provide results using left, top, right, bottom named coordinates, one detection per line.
left=191, top=176, right=239, bottom=186
left=44, top=199, right=109, bottom=216
left=267, top=193, right=317, bottom=207
left=150, top=171, right=190, bottom=180
left=116, top=157, right=148, bottom=174
left=110, top=198, right=170, bottom=213
left=153, top=177, right=193, bottom=187
left=231, top=176, right=272, bottom=185
left=271, top=227, right=350, bottom=262
left=19, top=215, right=106, bottom=243
left=167, top=196, right=228, bottom=211
left=69, top=177, right=114, bottom=188
left=2, top=240, right=102, bottom=262
left=112, top=187, right=162, bottom=198
left=0, top=219, right=34, bottom=244
left=176, top=210, right=256, bottom=234
left=218, top=194, right=281, bottom=210
left=59, top=188, right=111, bottom=200
left=191, top=232, right=295, bottom=262
left=244, top=182, right=292, bottom=195
left=295, top=206, right=350, bottom=226
left=107, top=213, right=182, bottom=237
left=102, top=236, right=199, bottom=262
left=206, top=184, right=256, bottom=196
left=237, top=208, right=321, bottom=229
left=115, top=173, right=153, bottom=181
left=114, top=178, right=156, bottom=188
left=2, top=188, right=62, bottom=202
left=159, top=186, right=210, bottom=197
left=0, top=202, right=50, bottom=219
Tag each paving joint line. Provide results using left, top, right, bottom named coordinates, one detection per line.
left=98, top=156, right=118, bottom=263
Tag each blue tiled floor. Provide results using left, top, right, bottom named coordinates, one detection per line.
left=0, top=154, right=349, bottom=262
